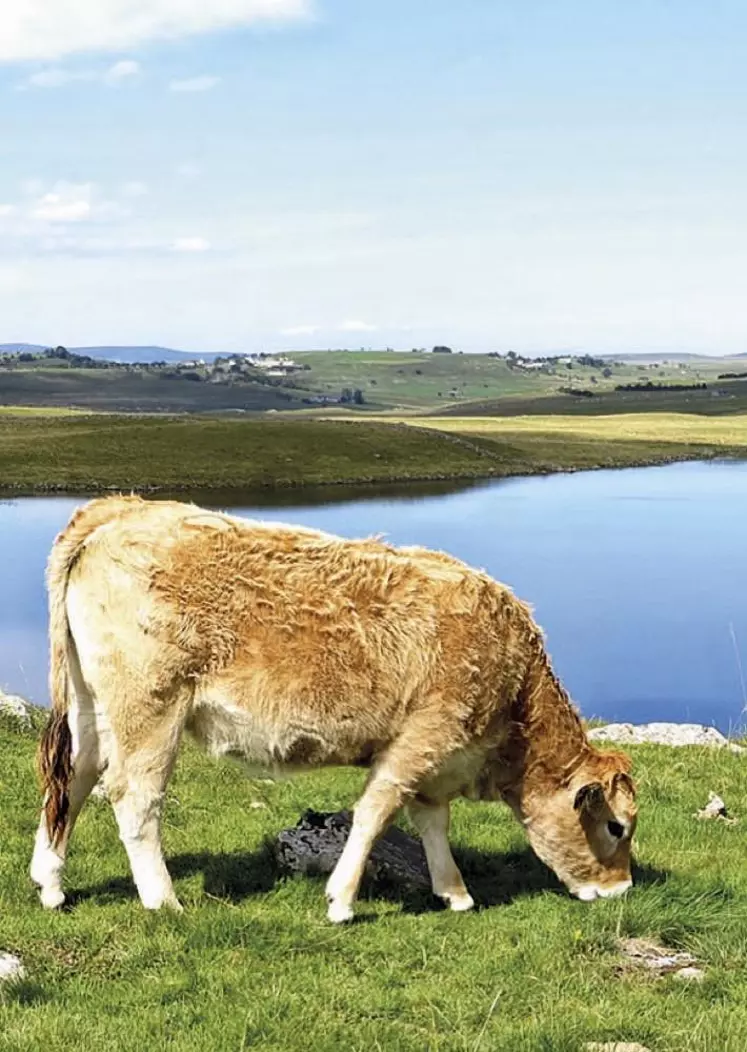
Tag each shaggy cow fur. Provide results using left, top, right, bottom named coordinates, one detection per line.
left=32, top=495, right=637, bottom=921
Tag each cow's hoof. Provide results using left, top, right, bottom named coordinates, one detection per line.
left=442, top=892, right=475, bottom=913
left=40, top=887, right=66, bottom=910
left=327, top=900, right=355, bottom=924
left=142, top=895, right=184, bottom=913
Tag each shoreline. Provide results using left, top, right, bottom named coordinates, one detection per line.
left=0, top=448, right=735, bottom=499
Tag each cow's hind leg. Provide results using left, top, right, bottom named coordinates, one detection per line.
left=31, top=699, right=103, bottom=909
left=407, top=798, right=474, bottom=912
left=105, top=704, right=187, bottom=911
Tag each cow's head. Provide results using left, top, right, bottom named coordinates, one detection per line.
left=522, top=750, right=637, bottom=901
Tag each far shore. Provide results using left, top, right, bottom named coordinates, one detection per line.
left=1, top=410, right=745, bottom=496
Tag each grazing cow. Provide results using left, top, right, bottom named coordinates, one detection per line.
left=32, top=496, right=637, bottom=922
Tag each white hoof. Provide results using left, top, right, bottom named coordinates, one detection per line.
left=443, top=892, right=475, bottom=913
left=40, top=887, right=66, bottom=910
left=327, top=899, right=355, bottom=924
left=142, top=895, right=183, bottom=913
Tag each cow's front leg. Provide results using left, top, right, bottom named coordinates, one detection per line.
left=407, top=797, right=474, bottom=912
left=325, top=775, right=404, bottom=923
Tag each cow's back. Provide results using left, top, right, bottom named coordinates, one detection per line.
left=64, top=497, right=534, bottom=772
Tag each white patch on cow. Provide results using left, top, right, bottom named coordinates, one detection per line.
left=189, top=695, right=281, bottom=772
left=30, top=818, right=66, bottom=909
left=111, top=787, right=182, bottom=911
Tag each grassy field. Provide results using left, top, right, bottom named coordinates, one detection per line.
left=1, top=411, right=745, bottom=494
left=2, top=710, right=746, bottom=1051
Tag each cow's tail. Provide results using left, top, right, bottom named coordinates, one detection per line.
left=39, top=495, right=141, bottom=844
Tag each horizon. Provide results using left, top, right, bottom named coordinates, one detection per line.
left=2, top=1, right=746, bottom=357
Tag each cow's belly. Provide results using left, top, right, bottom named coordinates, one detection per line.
left=187, top=691, right=379, bottom=778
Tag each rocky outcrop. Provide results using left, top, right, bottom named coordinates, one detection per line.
left=0, top=689, right=36, bottom=729
left=588, top=722, right=744, bottom=753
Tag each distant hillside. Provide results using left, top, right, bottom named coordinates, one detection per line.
left=0, top=344, right=231, bottom=364
left=69, top=346, right=229, bottom=364
left=0, top=344, right=46, bottom=354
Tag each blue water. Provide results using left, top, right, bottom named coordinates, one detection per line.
left=2, top=461, right=746, bottom=731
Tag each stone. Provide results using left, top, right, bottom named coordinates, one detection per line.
left=0, top=689, right=34, bottom=728
left=619, top=937, right=699, bottom=977
left=275, top=809, right=431, bottom=891
left=694, top=791, right=738, bottom=824
left=585, top=1044, right=651, bottom=1052
left=588, top=722, right=744, bottom=753
left=673, top=967, right=706, bottom=982
left=586, top=1044, right=651, bottom=1052
left=0, top=953, right=25, bottom=983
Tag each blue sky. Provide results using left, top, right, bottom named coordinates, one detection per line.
left=1, top=0, right=746, bottom=354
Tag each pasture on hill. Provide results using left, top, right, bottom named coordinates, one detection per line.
left=1, top=709, right=746, bottom=1051
left=3, top=348, right=747, bottom=415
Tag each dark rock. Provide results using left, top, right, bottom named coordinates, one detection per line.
left=275, top=810, right=431, bottom=891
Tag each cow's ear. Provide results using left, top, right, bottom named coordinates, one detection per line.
left=612, top=771, right=635, bottom=796
left=574, top=782, right=605, bottom=813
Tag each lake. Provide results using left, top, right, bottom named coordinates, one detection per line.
left=2, top=461, right=746, bottom=732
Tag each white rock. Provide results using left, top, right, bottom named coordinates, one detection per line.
left=586, top=1044, right=651, bottom=1052
left=0, top=953, right=25, bottom=982
left=0, top=689, right=33, bottom=728
left=673, top=967, right=706, bottom=982
left=588, top=722, right=744, bottom=753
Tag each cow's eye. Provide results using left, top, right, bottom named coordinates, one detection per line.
left=607, top=820, right=624, bottom=839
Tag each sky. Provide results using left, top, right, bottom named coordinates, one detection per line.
left=1, top=0, right=746, bottom=355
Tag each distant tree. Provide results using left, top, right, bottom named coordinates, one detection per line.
left=432, top=345, right=452, bottom=354
left=353, top=388, right=365, bottom=405
left=340, top=387, right=354, bottom=403
left=602, top=367, right=613, bottom=378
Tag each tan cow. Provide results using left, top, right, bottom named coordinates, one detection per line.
left=32, top=496, right=637, bottom=921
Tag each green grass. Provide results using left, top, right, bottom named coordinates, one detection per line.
left=2, top=714, right=746, bottom=1051
left=1, top=411, right=745, bottom=495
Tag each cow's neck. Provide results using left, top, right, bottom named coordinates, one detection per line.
left=498, top=648, right=591, bottom=811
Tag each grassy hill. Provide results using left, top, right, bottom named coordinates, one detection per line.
left=2, top=709, right=746, bottom=1051
left=4, top=348, right=747, bottom=415
left=0, top=368, right=302, bottom=413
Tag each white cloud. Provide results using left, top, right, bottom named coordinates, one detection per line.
left=337, top=319, right=378, bottom=333
left=0, top=205, right=16, bottom=218
left=169, top=75, right=221, bottom=93
left=23, top=68, right=94, bottom=88
left=280, top=324, right=319, bottom=336
left=1, top=1, right=312, bottom=63
left=104, top=59, right=140, bottom=83
left=31, top=184, right=94, bottom=222
left=20, top=59, right=141, bottom=89
left=172, top=236, right=211, bottom=253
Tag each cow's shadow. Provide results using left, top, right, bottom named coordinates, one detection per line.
left=68, top=842, right=667, bottom=915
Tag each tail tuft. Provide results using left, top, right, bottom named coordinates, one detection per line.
left=38, top=711, right=73, bottom=846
